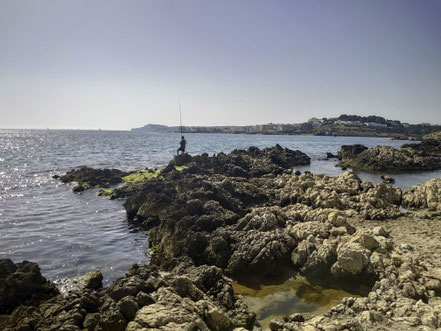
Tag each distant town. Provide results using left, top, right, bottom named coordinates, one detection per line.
left=131, top=114, right=441, bottom=139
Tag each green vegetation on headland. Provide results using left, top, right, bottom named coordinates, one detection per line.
left=132, top=114, right=441, bottom=139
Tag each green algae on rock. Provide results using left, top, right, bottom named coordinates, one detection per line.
left=57, top=167, right=166, bottom=192
left=174, top=165, right=188, bottom=171
left=122, top=169, right=163, bottom=183
left=98, top=189, right=116, bottom=198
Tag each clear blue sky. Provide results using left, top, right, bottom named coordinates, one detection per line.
left=1, top=0, right=440, bottom=129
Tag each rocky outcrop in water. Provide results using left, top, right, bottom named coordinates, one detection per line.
left=8, top=145, right=441, bottom=330
left=169, top=144, right=311, bottom=178
left=57, top=166, right=128, bottom=192
left=401, top=130, right=441, bottom=157
left=117, top=167, right=403, bottom=281
left=337, top=144, right=441, bottom=172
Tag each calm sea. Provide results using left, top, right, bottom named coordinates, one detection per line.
left=1, top=129, right=440, bottom=285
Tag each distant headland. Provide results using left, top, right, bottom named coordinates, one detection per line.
left=131, top=114, right=441, bottom=139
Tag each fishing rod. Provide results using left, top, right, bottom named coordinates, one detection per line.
left=178, top=99, right=183, bottom=135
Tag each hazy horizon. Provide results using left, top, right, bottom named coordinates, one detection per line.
left=1, top=0, right=440, bottom=130
left=2, top=114, right=440, bottom=132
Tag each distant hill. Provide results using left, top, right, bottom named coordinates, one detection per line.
left=131, top=116, right=441, bottom=139
left=131, top=124, right=177, bottom=133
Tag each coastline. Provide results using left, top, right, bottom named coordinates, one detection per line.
left=2, top=143, right=441, bottom=330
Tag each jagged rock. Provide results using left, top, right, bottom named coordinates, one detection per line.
left=83, top=313, right=100, bottom=331
left=36, top=146, right=441, bottom=331
left=301, top=239, right=338, bottom=281
left=403, top=178, right=441, bottom=210
left=0, top=259, right=59, bottom=315
left=337, top=144, right=441, bottom=172
left=332, top=242, right=371, bottom=276
left=72, top=270, right=103, bottom=291
left=326, top=152, right=338, bottom=158
left=126, top=291, right=208, bottom=330
left=118, top=296, right=139, bottom=321
left=167, top=144, right=311, bottom=179
left=349, top=231, right=380, bottom=251
left=269, top=318, right=285, bottom=330
left=401, top=130, right=441, bottom=157
left=338, top=144, right=369, bottom=159
left=226, top=228, right=295, bottom=276
left=58, top=166, right=128, bottom=191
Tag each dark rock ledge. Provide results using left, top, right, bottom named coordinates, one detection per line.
left=336, top=130, right=441, bottom=172
left=2, top=145, right=441, bottom=330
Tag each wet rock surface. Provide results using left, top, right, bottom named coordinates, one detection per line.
left=337, top=131, right=441, bottom=172
left=2, top=264, right=255, bottom=331
left=6, top=144, right=441, bottom=330
left=0, top=259, right=59, bottom=315
left=337, top=144, right=441, bottom=172
left=402, top=131, right=441, bottom=157
left=169, top=144, right=311, bottom=178
left=58, top=166, right=129, bottom=192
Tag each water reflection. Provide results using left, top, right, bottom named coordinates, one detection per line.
left=233, top=274, right=363, bottom=328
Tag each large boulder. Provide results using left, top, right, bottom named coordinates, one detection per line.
left=337, top=145, right=441, bottom=172
left=332, top=241, right=371, bottom=276
left=403, top=178, right=441, bottom=210
left=338, top=144, right=369, bottom=159
left=0, top=259, right=59, bottom=315
left=226, top=228, right=295, bottom=276
left=164, top=144, right=311, bottom=179
left=402, top=130, right=441, bottom=157
left=72, top=270, right=103, bottom=291
left=57, top=166, right=128, bottom=191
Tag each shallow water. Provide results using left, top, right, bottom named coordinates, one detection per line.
left=1, top=129, right=440, bottom=285
left=233, top=274, right=364, bottom=328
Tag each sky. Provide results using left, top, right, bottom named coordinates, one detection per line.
left=0, top=0, right=440, bottom=130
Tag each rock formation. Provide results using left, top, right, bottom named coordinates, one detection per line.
left=337, top=145, right=441, bottom=172
left=337, top=131, right=441, bottom=172
left=403, top=178, right=441, bottom=210
left=402, top=130, right=441, bottom=157
left=57, top=166, right=128, bottom=192
left=0, top=259, right=59, bottom=315
left=4, top=145, right=441, bottom=330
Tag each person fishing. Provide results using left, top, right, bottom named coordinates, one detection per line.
left=177, top=136, right=186, bottom=155
left=176, top=100, right=187, bottom=155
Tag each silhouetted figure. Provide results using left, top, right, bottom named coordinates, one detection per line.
left=380, top=175, right=395, bottom=184
left=177, top=136, right=186, bottom=155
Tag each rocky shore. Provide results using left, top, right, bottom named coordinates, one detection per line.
left=2, top=145, right=441, bottom=330
left=337, top=131, right=441, bottom=172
